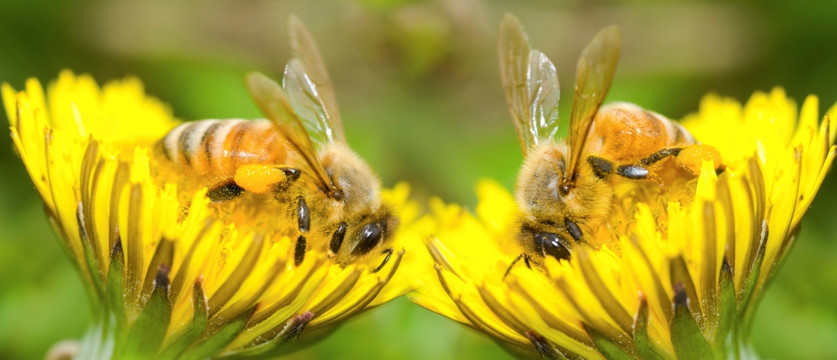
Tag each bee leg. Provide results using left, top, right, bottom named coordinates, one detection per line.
left=297, top=197, right=310, bottom=233
left=329, top=222, right=348, bottom=255
left=589, top=155, right=651, bottom=180
left=371, top=248, right=394, bottom=273
left=234, top=164, right=300, bottom=195
left=587, top=155, right=614, bottom=179
left=595, top=147, right=689, bottom=181
left=672, top=144, right=725, bottom=175
left=616, top=165, right=650, bottom=179
left=563, top=218, right=583, bottom=242
left=273, top=167, right=301, bottom=193
left=503, top=253, right=532, bottom=279
left=294, top=197, right=310, bottom=267
left=294, top=235, right=306, bottom=266
left=207, top=182, right=244, bottom=202
left=640, top=147, right=684, bottom=166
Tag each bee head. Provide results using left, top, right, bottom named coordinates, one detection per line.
left=317, top=144, right=396, bottom=263
left=329, top=208, right=398, bottom=261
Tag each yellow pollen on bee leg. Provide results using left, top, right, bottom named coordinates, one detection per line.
left=677, top=144, right=723, bottom=175
left=234, top=164, right=287, bottom=194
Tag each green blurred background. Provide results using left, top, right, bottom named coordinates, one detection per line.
left=1, top=0, right=835, bottom=359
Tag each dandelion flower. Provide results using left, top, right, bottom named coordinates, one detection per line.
left=412, top=88, right=836, bottom=359
left=3, top=71, right=423, bottom=359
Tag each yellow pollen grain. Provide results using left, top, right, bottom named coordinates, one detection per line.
left=234, top=164, right=287, bottom=194
left=677, top=144, right=722, bottom=175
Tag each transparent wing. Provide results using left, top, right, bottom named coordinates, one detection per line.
left=498, top=13, right=560, bottom=156
left=527, top=50, right=561, bottom=144
left=246, top=72, right=333, bottom=192
left=283, top=15, right=345, bottom=151
left=498, top=14, right=532, bottom=153
left=566, top=26, right=621, bottom=182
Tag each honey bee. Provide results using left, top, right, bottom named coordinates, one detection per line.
left=158, top=16, right=396, bottom=271
left=497, top=14, right=723, bottom=272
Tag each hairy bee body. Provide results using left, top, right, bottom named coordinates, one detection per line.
left=160, top=119, right=293, bottom=188
left=157, top=120, right=393, bottom=266
left=155, top=16, right=397, bottom=272
left=587, top=102, right=695, bottom=163
left=499, top=15, right=722, bottom=269
left=516, top=141, right=611, bottom=242
left=516, top=103, right=704, bottom=246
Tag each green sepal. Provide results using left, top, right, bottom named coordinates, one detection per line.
left=760, top=226, right=800, bottom=292
left=178, top=305, right=257, bottom=360
left=670, top=284, right=714, bottom=360
left=158, top=278, right=210, bottom=360
left=738, top=223, right=767, bottom=320
left=744, top=225, right=798, bottom=335
left=585, top=325, right=635, bottom=360
left=106, top=240, right=127, bottom=334
left=118, top=264, right=172, bottom=360
left=632, top=296, right=665, bottom=360
left=76, top=201, right=105, bottom=308
left=669, top=256, right=700, bottom=321
left=141, top=238, right=174, bottom=300
left=714, top=258, right=736, bottom=358
left=226, top=311, right=314, bottom=358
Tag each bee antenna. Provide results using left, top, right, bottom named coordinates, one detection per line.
left=371, top=248, right=394, bottom=273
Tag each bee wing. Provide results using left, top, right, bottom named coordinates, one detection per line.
left=282, top=15, right=346, bottom=151
left=246, top=72, right=333, bottom=192
left=566, top=26, right=621, bottom=181
left=498, top=14, right=561, bottom=156
left=527, top=50, right=561, bottom=143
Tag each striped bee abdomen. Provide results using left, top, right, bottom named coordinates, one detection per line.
left=587, top=102, right=696, bottom=163
left=160, top=119, right=288, bottom=182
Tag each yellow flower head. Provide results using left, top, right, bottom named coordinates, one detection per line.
left=2, top=71, right=424, bottom=358
left=412, top=89, right=836, bottom=359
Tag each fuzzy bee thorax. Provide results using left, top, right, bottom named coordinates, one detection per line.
left=516, top=142, right=615, bottom=236
left=562, top=160, right=614, bottom=232
left=320, top=142, right=382, bottom=217
left=516, top=142, right=568, bottom=221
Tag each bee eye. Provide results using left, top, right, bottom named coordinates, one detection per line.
left=351, top=222, right=384, bottom=256
left=534, top=232, right=571, bottom=261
